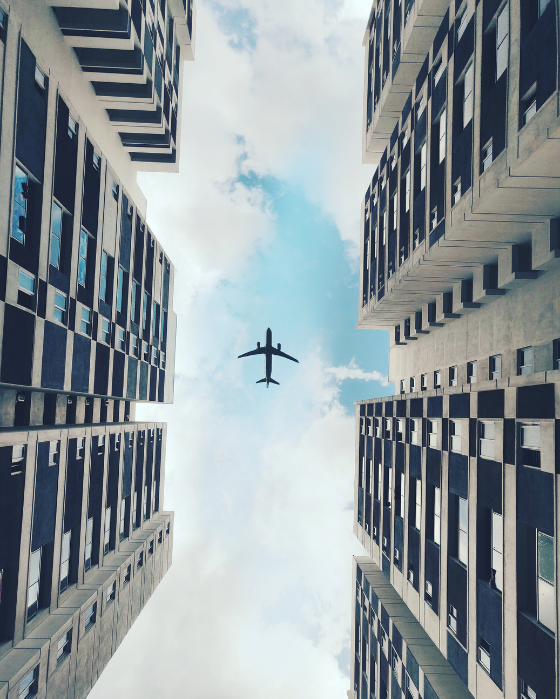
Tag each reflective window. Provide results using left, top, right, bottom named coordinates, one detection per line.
left=491, top=511, right=503, bottom=591
left=537, top=531, right=555, bottom=631
left=27, top=549, right=41, bottom=621
left=489, top=354, right=502, bottom=380
left=53, top=291, right=67, bottom=325
left=495, top=3, right=509, bottom=80
left=56, top=630, right=71, bottom=663
left=80, top=307, right=91, bottom=336
left=78, top=229, right=88, bottom=287
left=59, top=531, right=71, bottom=593
left=50, top=202, right=63, bottom=268
left=458, top=497, right=468, bottom=565
left=12, top=166, right=28, bottom=244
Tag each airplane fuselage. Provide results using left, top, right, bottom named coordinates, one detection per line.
left=264, top=328, right=273, bottom=385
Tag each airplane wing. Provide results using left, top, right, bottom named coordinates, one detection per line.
left=238, top=347, right=266, bottom=358
left=271, top=348, right=299, bottom=363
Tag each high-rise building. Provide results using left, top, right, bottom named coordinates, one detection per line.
left=0, top=0, right=193, bottom=696
left=351, top=0, right=560, bottom=697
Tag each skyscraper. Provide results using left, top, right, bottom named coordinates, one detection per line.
left=0, top=0, right=194, bottom=696
left=351, top=0, right=559, bottom=697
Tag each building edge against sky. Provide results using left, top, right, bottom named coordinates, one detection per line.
left=351, top=0, right=560, bottom=697
left=0, top=0, right=194, bottom=697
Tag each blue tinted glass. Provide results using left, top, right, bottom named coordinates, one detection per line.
left=100, top=275, right=106, bottom=301
left=11, top=203, right=25, bottom=243
left=101, top=251, right=107, bottom=276
left=18, top=271, right=35, bottom=293
left=78, top=258, right=86, bottom=286
left=79, top=230, right=88, bottom=258
left=14, top=166, right=27, bottom=206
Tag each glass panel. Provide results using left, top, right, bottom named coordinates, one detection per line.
left=19, top=271, right=35, bottom=294
left=538, top=578, right=555, bottom=631
left=29, top=549, right=41, bottom=585
left=480, top=439, right=494, bottom=458
left=50, top=203, right=62, bottom=268
left=538, top=531, right=554, bottom=583
left=521, top=425, right=540, bottom=449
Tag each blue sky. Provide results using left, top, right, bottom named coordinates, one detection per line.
left=90, top=2, right=392, bottom=697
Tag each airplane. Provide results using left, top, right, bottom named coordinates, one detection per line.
left=238, top=328, right=298, bottom=387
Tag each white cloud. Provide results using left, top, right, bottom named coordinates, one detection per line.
left=326, top=358, right=389, bottom=385
left=88, top=1, right=381, bottom=697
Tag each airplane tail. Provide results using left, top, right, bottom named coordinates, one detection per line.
left=256, top=378, right=280, bottom=386
left=269, top=378, right=279, bottom=385
left=256, top=379, right=266, bottom=384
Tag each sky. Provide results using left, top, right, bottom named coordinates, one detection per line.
left=89, top=1, right=392, bottom=696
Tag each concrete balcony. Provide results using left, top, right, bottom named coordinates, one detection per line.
left=49, top=0, right=194, bottom=167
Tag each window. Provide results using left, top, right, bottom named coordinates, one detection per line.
left=100, top=251, right=108, bottom=301
left=495, top=3, right=509, bottom=80
left=463, top=64, right=474, bottom=128
left=131, top=280, right=139, bottom=321
left=457, top=10, right=469, bottom=41
left=68, top=114, right=78, bottom=139
left=409, top=377, right=415, bottom=393
left=166, top=522, right=170, bottom=535
left=458, top=497, right=468, bottom=564
left=450, top=421, right=462, bottom=452
left=103, top=507, right=111, bottom=555
left=152, top=347, right=158, bottom=365
left=106, top=581, right=116, bottom=603
left=408, top=565, right=414, bottom=584
left=413, top=228, right=420, bottom=249
left=520, top=679, right=537, bottom=699
left=101, top=319, right=111, bottom=344
left=132, top=335, right=139, bottom=358
left=78, top=229, right=89, bottom=287
left=27, top=548, right=41, bottom=620
left=56, top=630, right=71, bottom=664
left=416, top=95, right=425, bottom=120
left=12, top=165, right=28, bottom=244
left=143, top=341, right=149, bottom=362
left=143, top=485, right=148, bottom=521
left=132, top=491, right=138, bottom=530
left=410, top=419, right=419, bottom=445
left=404, top=169, right=410, bottom=212
left=420, top=142, right=427, bottom=190
left=117, top=328, right=126, bottom=352
left=448, top=603, right=458, bottom=634
left=449, top=365, right=458, bottom=386
left=414, top=478, right=421, bottom=529
left=517, top=346, right=533, bottom=375
left=427, top=484, right=438, bottom=546
left=76, top=438, right=84, bottom=459
left=384, top=418, right=391, bottom=440
left=143, top=291, right=149, bottom=329
left=112, top=182, right=119, bottom=201
left=98, top=434, right=105, bottom=454
left=34, top=61, right=46, bottom=90
left=482, top=141, right=493, bottom=171
left=434, top=370, right=441, bottom=388
left=80, top=307, right=91, bottom=336
left=19, top=666, right=38, bottom=699
left=85, top=603, right=96, bottom=629
left=50, top=202, right=63, bottom=268
left=397, top=471, right=405, bottom=517
left=400, top=379, right=405, bottom=394
left=431, top=207, right=438, bottom=230
left=489, top=354, right=502, bottom=379
left=84, top=517, right=93, bottom=571
left=158, top=530, right=163, bottom=544
left=93, top=151, right=100, bottom=169
left=116, top=267, right=124, bottom=312
left=428, top=420, right=438, bottom=447
left=123, top=565, right=131, bottom=585
left=53, top=291, right=67, bottom=324
left=522, top=97, right=537, bottom=126
left=453, top=178, right=462, bottom=205
left=12, top=445, right=25, bottom=474
left=519, top=423, right=540, bottom=467
left=148, top=539, right=154, bottom=556
left=420, top=373, right=427, bottom=391
left=478, top=637, right=491, bottom=673
left=438, top=109, right=446, bottom=163
left=479, top=421, right=495, bottom=458
left=434, top=56, right=445, bottom=86
left=59, top=531, right=71, bottom=593
left=537, top=531, right=555, bottom=631
left=491, top=511, right=503, bottom=591
left=137, top=551, right=144, bottom=569
left=375, top=418, right=382, bottom=438
left=161, top=351, right=166, bottom=370
left=119, top=500, right=126, bottom=541
left=49, top=441, right=59, bottom=466
left=19, top=270, right=35, bottom=296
